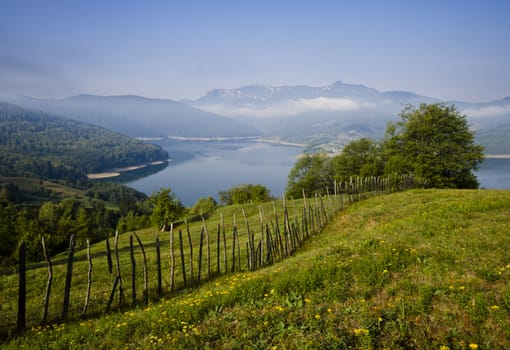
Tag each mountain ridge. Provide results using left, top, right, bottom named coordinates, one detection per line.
left=6, top=94, right=261, bottom=139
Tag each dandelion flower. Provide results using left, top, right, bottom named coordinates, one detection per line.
left=353, top=328, right=369, bottom=336
left=468, top=344, right=478, bottom=349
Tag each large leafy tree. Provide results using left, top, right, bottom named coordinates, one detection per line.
left=384, top=103, right=484, bottom=188
left=331, top=138, right=383, bottom=182
left=286, top=153, right=333, bottom=198
left=149, top=188, right=185, bottom=231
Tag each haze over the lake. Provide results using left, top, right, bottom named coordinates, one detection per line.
left=1, top=0, right=509, bottom=103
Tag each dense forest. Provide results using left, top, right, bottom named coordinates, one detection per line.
left=0, top=103, right=173, bottom=265
left=0, top=103, right=168, bottom=180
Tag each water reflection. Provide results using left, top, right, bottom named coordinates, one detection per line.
left=124, top=140, right=303, bottom=206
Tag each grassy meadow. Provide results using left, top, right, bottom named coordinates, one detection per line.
left=2, top=189, right=510, bottom=349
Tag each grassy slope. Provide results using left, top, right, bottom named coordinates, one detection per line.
left=3, top=189, right=510, bottom=349
left=0, top=177, right=87, bottom=203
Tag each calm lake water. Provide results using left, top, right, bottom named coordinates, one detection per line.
left=125, top=140, right=509, bottom=206
left=475, top=157, right=510, bottom=190
left=125, top=140, right=303, bottom=206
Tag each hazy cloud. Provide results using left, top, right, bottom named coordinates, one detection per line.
left=197, top=97, right=360, bottom=118
left=463, top=105, right=510, bottom=118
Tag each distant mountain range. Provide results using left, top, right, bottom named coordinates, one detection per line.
left=3, top=81, right=510, bottom=153
left=190, top=81, right=440, bottom=117
left=188, top=81, right=510, bottom=153
left=7, top=94, right=260, bottom=138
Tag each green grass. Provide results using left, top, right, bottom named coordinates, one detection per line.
left=2, top=189, right=510, bottom=349
left=0, top=197, right=315, bottom=338
left=0, top=176, right=90, bottom=206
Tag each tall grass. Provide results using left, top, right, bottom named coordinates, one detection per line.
left=3, top=189, right=510, bottom=349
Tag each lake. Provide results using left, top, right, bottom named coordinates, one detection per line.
left=125, top=140, right=510, bottom=206
left=475, top=157, right=510, bottom=190
left=125, top=139, right=303, bottom=206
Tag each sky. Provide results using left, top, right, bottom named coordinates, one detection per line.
left=1, top=0, right=509, bottom=102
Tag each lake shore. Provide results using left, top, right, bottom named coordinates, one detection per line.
left=87, top=161, right=166, bottom=180
left=153, top=135, right=306, bottom=148
left=485, top=154, right=510, bottom=159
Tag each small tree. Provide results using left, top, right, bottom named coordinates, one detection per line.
left=331, top=138, right=383, bottom=182
left=384, top=103, right=484, bottom=188
left=286, top=153, right=333, bottom=198
left=189, top=196, right=217, bottom=218
left=149, top=188, right=185, bottom=231
left=218, top=184, right=272, bottom=205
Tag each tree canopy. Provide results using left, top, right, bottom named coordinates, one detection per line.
left=331, top=138, right=383, bottom=182
left=218, top=184, right=272, bottom=205
left=189, top=196, right=217, bottom=218
left=0, top=103, right=168, bottom=181
left=384, top=103, right=484, bottom=188
left=286, top=153, right=333, bottom=198
left=149, top=188, right=185, bottom=231
left=285, top=103, right=485, bottom=196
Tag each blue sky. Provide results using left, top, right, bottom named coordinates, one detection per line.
left=1, top=0, right=509, bottom=102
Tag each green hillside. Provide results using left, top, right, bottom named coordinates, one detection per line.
left=476, top=123, right=510, bottom=155
left=0, top=103, right=168, bottom=180
left=3, top=189, right=510, bottom=349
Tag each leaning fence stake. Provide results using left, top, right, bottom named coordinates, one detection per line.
left=62, top=234, right=76, bottom=320
left=41, top=237, right=52, bottom=324
left=17, top=241, right=26, bottom=332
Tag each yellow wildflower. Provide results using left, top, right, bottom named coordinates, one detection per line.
left=353, top=328, right=369, bottom=336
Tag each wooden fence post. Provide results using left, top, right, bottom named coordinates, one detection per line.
left=41, top=237, right=52, bottom=324
left=198, top=227, right=204, bottom=283
left=216, top=223, right=221, bottom=275
left=113, top=231, right=124, bottom=306
left=178, top=230, right=187, bottom=288
left=130, top=235, right=137, bottom=305
left=156, top=235, right=162, bottom=297
left=231, top=224, right=236, bottom=272
left=106, top=276, right=119, bottom=313
left=221, top=213, right=228, bottom=274
left=83, top=238, right=92, bottom=315
left=201, top=214, right=211, bottom=280
left=258, top=206, right=265, bottom=267
left=185, top=220, right=194, bottom=285
left=169, top=223, right=175, bottom=292
left=105, top=232, right=113, bottom=274
left=242, top=209, right=253, bottom=270
left=17, top=241, right=26, bottom=332
left=62, top=234, right=76, bottom=319
left=133, top=232, right=148, bottom=305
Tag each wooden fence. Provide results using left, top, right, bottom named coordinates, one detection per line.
left=0, top=175, right=422, bottom=339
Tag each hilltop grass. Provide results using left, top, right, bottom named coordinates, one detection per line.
left=0, top=197, right=306, bottom=335
left=3, top=189, right=510, bottom=349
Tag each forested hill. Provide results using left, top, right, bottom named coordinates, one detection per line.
left=0, top=103, right=168, bottom=180
left=12, top=94, right=261, bottom=138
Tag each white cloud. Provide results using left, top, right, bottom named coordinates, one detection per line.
left=195, top=97, right=360, bottom=118
left=463, top=105, right=510, bottom=118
